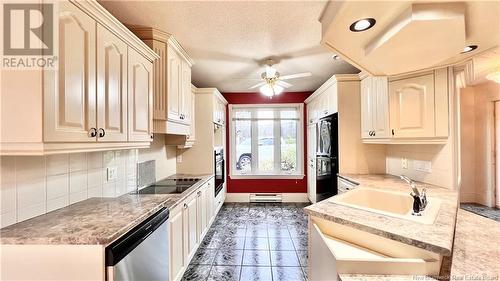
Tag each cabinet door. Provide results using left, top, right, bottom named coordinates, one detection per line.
left=389, top=74, right=435, bottom=138
left=169, top=206, right=185, bottom=281
left=187, top=85, right=196, bottom=141
left=307, top=100, right=317, bottom=125
left=151, top=41, right=167, bottom=120
left=373, top=77, right=389, bottom=138
left=197, top=185, right=208, bottom=239
left=44, top=2, right=96, bottom=142
left=206, top=180, right=214, bottom=224
left=96, top=25, right=128, bottom=142
left=180, top=60, right=192, bottom=124
left=167, top=47, right=182, bottom=122
left=128, top=49, right=153, bottom=142
left=360, top=77, right=374, bottom=138
left=183, top=195, right=198, bottom=262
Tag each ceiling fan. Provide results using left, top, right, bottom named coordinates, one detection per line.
left=248, top=59, right=312, bottom=97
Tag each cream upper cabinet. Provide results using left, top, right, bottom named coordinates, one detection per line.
left=361, top=76, right=389, bottom=139
left=44, top=2, right=97, bottom=143
left=389, top=74, right=435, bottom=138
left=213, top=90, right=227, bottom=125
left=167, top=47, right=183, bottom=122
left=305, top=76, right=339, bottom=124
left=130, top=27, right=194, bottom=136
left=128, top=49, right=153, bottom=142
left=181, top=60, right=193, bottom=125
left=2, top=0, right=159, bottom=155
left=96, top=25, right=128, bottom=142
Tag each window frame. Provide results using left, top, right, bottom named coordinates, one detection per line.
left=229, top=103, right=304, bottom=179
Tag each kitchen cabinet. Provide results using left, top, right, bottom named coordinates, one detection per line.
left=166, top=178, right=217, bottom=281
left=96, top=25, right=128, bottom=142
left=168, top=204, right=185, bottom=281
left=360, top=76, right=389, bottom=139
left=213, top=96, right=226, bottom=125
left=44, top=2, right=97, bottom=143
left=183, top=193, right=198, bottom=263
left=128, top=49, right=154, bottom=142
left=1, top=0, right=158, bottom=155
left=130, top=27, right=194, bottom=136
left=305, top=75, right=339, bottom=124
left=361, top=69, right=449, bottom=143
left=307, top=99, right=318, bottom=125
left=307, top=124, right=317, bottom=203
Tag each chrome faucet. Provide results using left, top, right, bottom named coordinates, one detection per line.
left=400, top=175, right=427, bottom=215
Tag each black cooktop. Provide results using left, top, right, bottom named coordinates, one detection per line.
left=138, top=178, right=201, bottom=194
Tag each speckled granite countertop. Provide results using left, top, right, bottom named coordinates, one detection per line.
left=304, top=174, right=458, bottom=256
left=450, top=209, right=500, bottom=279
left=0, top=174, right=213, bottom=245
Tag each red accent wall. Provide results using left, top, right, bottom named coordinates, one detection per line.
left=222, top=92, right=312, bottom=193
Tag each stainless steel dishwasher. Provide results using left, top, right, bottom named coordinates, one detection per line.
left=105, top=207, right=169, bottom=281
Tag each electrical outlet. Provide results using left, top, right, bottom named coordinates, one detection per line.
left=107, top=167, right=118, bottom=181
left=177, top=154, right=182, bottom=163
left=414, top=160, right=432, bottom=173
left=401, top=158, right=408, bottom=169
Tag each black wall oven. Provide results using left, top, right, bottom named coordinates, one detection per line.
left=214, top=147, right=225, bottom=197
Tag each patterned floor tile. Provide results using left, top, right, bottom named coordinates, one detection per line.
left=213, top=249, right=244, bottom=266
left=207, top=266, right=241, bottom=281
left=242, top=250, right=271, bottom=266
left=181, top=264, right=211, bottom=281
left=271, top=266, right=305, bottom=281
left=270, top=250, right=300, bottom=266
left=239, top=266, right=273, bottom=281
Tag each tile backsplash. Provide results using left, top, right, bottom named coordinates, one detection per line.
left=0, top=150, right=138, bottom=228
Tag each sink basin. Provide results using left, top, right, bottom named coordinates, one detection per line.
left=329, top=188, right=441, bottom=224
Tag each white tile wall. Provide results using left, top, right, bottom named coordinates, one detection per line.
left=386, top=143, right=454, bottom=189
left=0, top=137, right=178, bottom=228
left=0, top=149, right=139, bottom=228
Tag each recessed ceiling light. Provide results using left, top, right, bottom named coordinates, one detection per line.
left=461, top=45, right=478, bottom=54
left=349, top=18, right=376, bottom=32
left=332, top=54, right=340, bottom=60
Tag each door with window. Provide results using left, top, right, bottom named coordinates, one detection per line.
left=230, top=104, right=303, bottom=178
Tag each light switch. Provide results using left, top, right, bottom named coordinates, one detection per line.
left=401, top=158, right=408, bottom=169
left=107, top=167, right=118, bottom=181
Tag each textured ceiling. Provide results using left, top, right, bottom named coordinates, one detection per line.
left=99, top=1, right=360, bottom=93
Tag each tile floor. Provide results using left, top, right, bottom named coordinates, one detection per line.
left=460, top=203, right=500, bottom=222
left=181, top=202, right=310, bottom=281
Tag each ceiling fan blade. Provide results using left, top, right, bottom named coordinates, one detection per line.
left=277, top=80, right=293, bottom=88
left=248, top=81, right=266, bottom=89
left=280, top=72, right=312, bottom=80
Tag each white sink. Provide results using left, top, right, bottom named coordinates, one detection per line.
left=329, top=188, right=441, bottom=224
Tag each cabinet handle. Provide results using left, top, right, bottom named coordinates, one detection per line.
left=180, top=114, right=185, bottom=120
left=324, top=110, right=328, bottom=114
left=151, top=134, right=154, bottom=139
left=392, top=129, right=395, bottom=136
left=373, top=131, right=376, bottom=137
left=98, top=128, right=105, bottom=138
left=183, top=203, right=188, bottom=209
left=88, top=128, right=97, bottom=138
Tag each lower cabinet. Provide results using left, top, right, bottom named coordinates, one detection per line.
left=168, top=204, right=185, bottom=281
left=168, top=177, right=218, bottom=281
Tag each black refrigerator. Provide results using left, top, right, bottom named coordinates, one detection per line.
left=315, top=113, right=339, bottom=202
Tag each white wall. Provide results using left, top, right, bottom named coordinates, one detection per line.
left=459, top=81, right=500, bottom=206
left=0, top=137, right=177, bottom=228
left=386, top=143, right=454, bottom=189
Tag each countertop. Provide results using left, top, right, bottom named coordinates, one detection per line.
left=0, top=174, right=214, bottom=245
left=304, top=174, right=458, bottom=256
left=450, top=209, right=500, bottom=279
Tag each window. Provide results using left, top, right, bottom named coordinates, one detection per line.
left=230, top=104, right=303, bottom=178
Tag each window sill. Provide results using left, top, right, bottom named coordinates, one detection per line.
left=229, top=174, right=305, bottom=180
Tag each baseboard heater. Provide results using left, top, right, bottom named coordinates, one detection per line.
left=249, top=193, right=283, bottom=203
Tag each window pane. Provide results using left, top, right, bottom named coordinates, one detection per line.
left=235, top=110, right=251, bottom=119
left=281, top=120, right=297, bottom=173
left=258, top=120, right=274, bottom=172
left=235, top=120, right=252, bottom=173
left=280, top=109, right=297, bottom=119
left=257, top=109, right=274, bottom=119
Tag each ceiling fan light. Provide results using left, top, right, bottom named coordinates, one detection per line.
left=260, top=84, right=274, bottom=97
left=265, top=65, right=277, bottom=78
left=274, top=85, right=284, bottom=95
